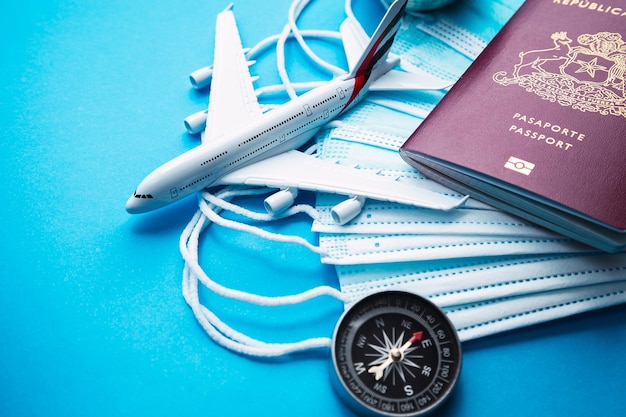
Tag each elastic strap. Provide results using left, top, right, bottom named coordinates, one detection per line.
left=180, top=187, right=346, bottom=357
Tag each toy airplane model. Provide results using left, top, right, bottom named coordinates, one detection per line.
left=126, top=0, right=467, bottom=223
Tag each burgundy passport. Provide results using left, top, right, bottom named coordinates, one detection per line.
left=400, top=0, right=626, bottom=252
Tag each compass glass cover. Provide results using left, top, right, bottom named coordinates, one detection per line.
left=331, top=291, right=461, bottom=416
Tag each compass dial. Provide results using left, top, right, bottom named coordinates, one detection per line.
left=331, top=291, right=461, bottom=416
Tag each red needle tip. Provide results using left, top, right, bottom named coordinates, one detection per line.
left=410, top=331, right=423, bottom=343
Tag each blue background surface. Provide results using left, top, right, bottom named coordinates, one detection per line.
left=1, top=0, right=625, bottom=416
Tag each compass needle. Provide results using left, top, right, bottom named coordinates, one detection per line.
left=331, top=291, right=462, bottom=417
left=368, top=357, right=393, bottom=380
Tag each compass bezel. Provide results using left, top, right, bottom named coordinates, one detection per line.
left=330, top=291, right=462, bottom=417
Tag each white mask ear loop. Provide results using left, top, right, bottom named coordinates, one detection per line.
left=180, top=186, right=346, bottom=357
left=198, top=188, right=326, bottom=255
left=249, top=30, right=342, bottom=98
left=277, top=0, right=346, bottom=99
left=287, top=0, right=346, bottom=76
left=200, top=187, right=320, bottom=222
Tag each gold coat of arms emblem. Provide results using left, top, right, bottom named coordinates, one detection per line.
left=493, top=31, right=626, bottom=118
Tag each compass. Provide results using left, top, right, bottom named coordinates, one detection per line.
left=330, top=291, right=461, bottom=417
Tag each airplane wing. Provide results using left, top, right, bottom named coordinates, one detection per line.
left=216, top=150, right=467, bottom=211
left=203, top=6, right=263, bottom=143
left=340, top=17, right=451, bottom=91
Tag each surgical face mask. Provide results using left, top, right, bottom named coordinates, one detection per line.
left=317, top=131, right=422, bottom=177
left=389, top=0, right=524, bottom=58
left=407, top=10, right=487, bottom=61
left=460, top=0, right=526, bottom=28
left=336, top=253, right=626, bottom=306
left=446, top=280, right=626, bottom=342
left=380, top=0, right=523, bottom=100
left=392, top=26, right=471, bottom=85
left=325, top=102, right=423, bottom=151
left=318, top=232, right=594, bottom=265
left=313, top=194, right=560, bottom=238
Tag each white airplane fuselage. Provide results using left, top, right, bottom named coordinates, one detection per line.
left=126, top=74, right=368, bottom=214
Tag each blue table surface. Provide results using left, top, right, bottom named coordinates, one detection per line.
left=1, top=0, right=625, bottom=416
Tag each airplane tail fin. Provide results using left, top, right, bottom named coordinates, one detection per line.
left=346, top=0, right=407, bottom=82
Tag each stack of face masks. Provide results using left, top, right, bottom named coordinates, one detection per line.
left=180, top=0, right=626, bottom=357
left=313, top=0, right=626, bottom=341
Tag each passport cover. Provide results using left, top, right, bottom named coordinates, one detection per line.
left=400, top=0, right=626, bottom=252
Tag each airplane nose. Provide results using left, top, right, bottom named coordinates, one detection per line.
left=126, top=194, right=149, bottom=214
